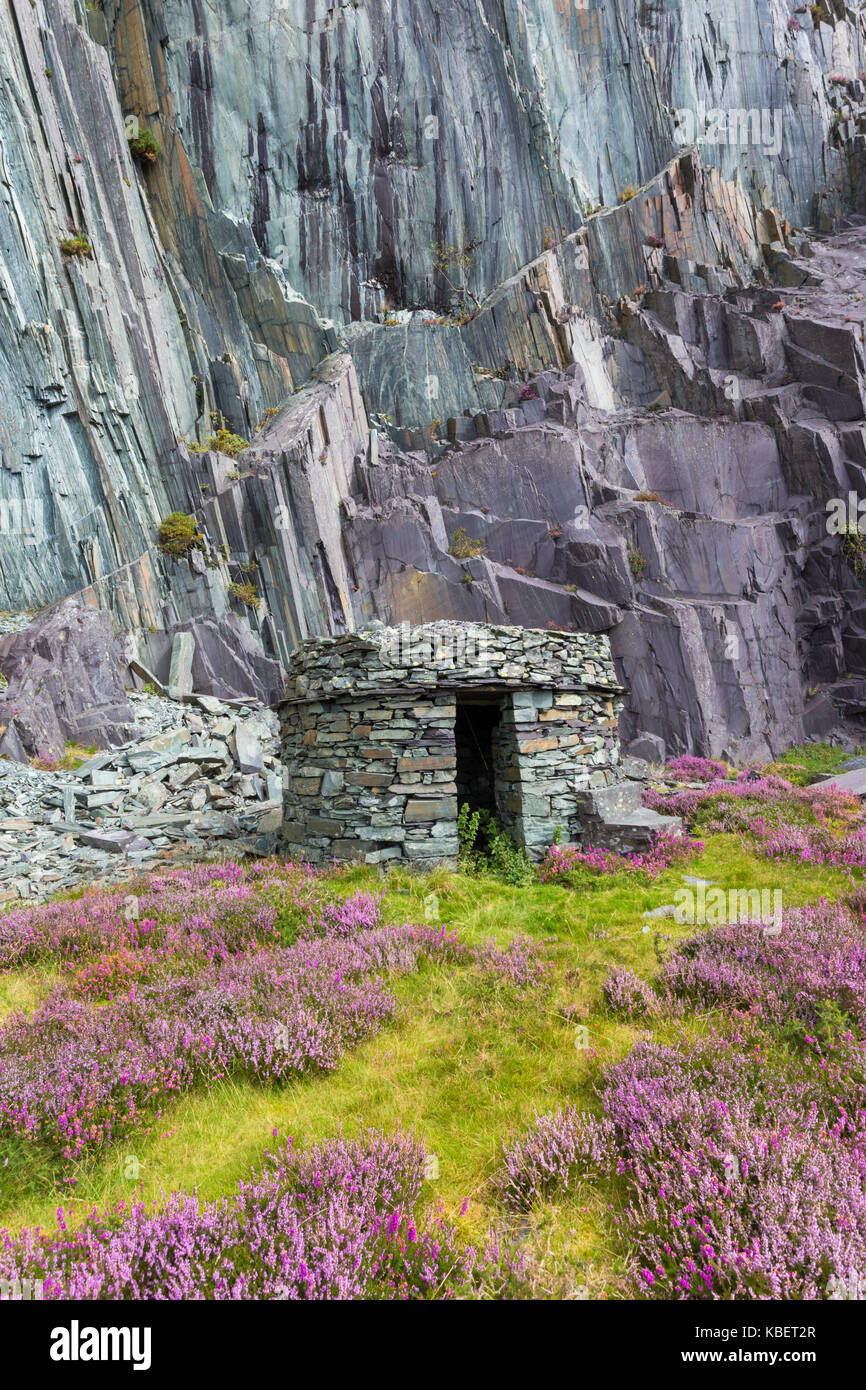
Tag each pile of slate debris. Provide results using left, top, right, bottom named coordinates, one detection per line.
left=0, top=689, right=282, bottom=907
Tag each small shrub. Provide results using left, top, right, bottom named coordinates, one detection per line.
left=842, top=526, right=866, bottom=579
left=633, top=490, right=669, bottom=504
left=157, top=512, right=203, bottom=559
left=457, top=804, right=534, bottom=885
left=627, top=543, right=647, bottom=580
left=228, top=580, right=260, bottom=608
left=431, top=241, right=473, bottom=274
left=538, top=831, right=702, bottom=886
left=602, top=966, right=659, bottom=1020
left=449, top=527, right=486, bottom=559
left=457, top=803, right=481, bottom=858
left=188, top=428, right=249, bottom=458
left=665, top=754, right=729, bottom=782
left=127, top=126, right=160, bottom=163
left=618, top=185, right=639, bottom=203
left=59, top=234, right=92, bottom=258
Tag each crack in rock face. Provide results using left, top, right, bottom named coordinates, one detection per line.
left=2, top=0, right=866, bottom=761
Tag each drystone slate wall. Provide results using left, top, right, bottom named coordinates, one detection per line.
left=279, top=623, right=624, bottom=865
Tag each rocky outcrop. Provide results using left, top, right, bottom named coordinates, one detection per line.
left=166, top=616, right=283, bottom=706
left=3, top=0, right=866, bottom=761
left=319, top=221, right=866, bottom=760
left=0, top=599, right=139, bottom=759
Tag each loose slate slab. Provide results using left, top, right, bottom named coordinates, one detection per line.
left=817, top=768, right=866, bottom=796
left=231, top=726, right=264, bottom=774
left=168, top=631, right=195, bottom=699
left=77, top=830, right=151, bottom=854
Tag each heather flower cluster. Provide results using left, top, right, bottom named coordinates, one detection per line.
left=471, top=933, right=552, bottom=991
left=665, top=755, right=729, bottom=782
left=656, top=901, right=866, bottom=1044
left=0, top=861, right=287, bottom=974
left=644, top=772, right=861, bottom=835
left=0, top=1129, right=526, bottom=1300
left=498, top=1036, right=866, bottom=1299
left=0, top=860, right=546, bottom=1161
left=600, top=901, right=866, bottom=1046
left=602, top=965, right=659, bottom=1020
left=753, top=820, right=866, bottom=872
left=538, top=831, right=703, bottom=884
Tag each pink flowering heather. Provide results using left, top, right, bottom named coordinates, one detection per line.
left=0, top=1129, right=526, bottom=1300
left=494, top=1103, right=614, bottom=1211
left=0, top=857, right=544, bottom=1161
left=538, top=830, right=703, bottom=883
left=0, top=867, right=288, bottom=973
left=602, top=965, right=660, bottom=1020
left=67, top=946, right=158, bottom=1001
left=665, top=755, right=729, bottom=782
left=471, top=933, right=552, bottom=991
left=498, top=1035, right=866, bottom=1299
left=644, top=772, right=861, bottom=834
left=656, top=901, right=866, bottom=1044
left=753, top=820, right=866, bottom=872
left=0, top=916, right=467, bottom=1160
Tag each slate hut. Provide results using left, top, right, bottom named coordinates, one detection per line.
left=277, top=621, right=675, bottom=867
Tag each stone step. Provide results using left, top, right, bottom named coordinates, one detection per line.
left=579, top=780, right=645, bottom=818
left=571, top=780, right=684, bottom=853
left=586, top=808, right=684, bottom=854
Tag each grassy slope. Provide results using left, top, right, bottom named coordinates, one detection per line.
left=0, top=833, right=853, bottom=1296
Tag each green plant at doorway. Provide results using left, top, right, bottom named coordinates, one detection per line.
left=457, top=803, right=535, bottom=885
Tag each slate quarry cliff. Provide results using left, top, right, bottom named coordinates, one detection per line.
left=3, top=0, right=866, bottom=759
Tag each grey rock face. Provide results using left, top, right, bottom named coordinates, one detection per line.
left=3, top=0, right=866, bottom=772
left=106, top=0, right=858, bottom=327
left=0, top=0, right=330, bottom=621
left=168, top=632, right=195, bottom=699
left=325, top=223, right=866, bottom=760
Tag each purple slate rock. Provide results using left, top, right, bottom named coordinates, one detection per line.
left=168, top=613, right=284, bottom=707
left=0, top=598, right=140, bottom=763
left=77, top=830, right=151, bottom=854
left=626, top=732, right=666, bottom=764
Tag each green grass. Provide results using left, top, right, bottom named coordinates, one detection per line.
left=0, top=831, right=857, bottom=1297
left=770, top=741, right=861, bottom=785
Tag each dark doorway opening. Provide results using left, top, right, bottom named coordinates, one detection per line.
left=455, top=697, right=502, bottom=813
